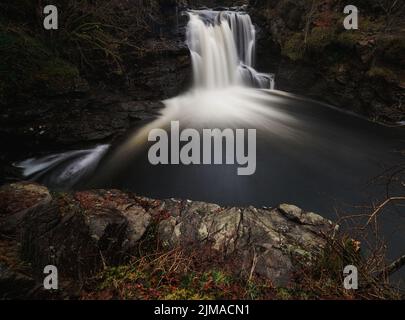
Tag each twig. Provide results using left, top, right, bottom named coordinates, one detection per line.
left=378, top=255, right=405, bottom=278
left=366, top=196, right=405, bottom=226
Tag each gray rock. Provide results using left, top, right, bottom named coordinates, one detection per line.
left=155, top=199, right=334, bottom=286
left=0, top=262, right=37, bottom=299
left=0, top=182, right=52, bottom=235
left=1, top=183, right=334, bottom=286
left=19, top=189, right=152, bottom=279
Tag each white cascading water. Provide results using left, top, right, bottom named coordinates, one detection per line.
left=186, top=10, right=274, bottom=89
left=15, top=145, right=109, bottom=189
left=102, top=9, right=299, bottom=171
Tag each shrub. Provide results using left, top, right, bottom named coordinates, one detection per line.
left=282, top=33, right=305, bottom=61
left=367, top=66, right=398, bottom=82
left=306, top=26, right=336, bottom=51
left=336, top=31, right=361, bottom=49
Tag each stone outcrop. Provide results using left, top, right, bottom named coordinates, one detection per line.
left=0, top=182, right=335, bottom=293
left=0, top=182, right=51, bottom=235
left=249, top=0, right=405, bottom=124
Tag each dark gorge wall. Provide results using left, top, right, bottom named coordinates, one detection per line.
left=248, top=0, right=405, bottom=123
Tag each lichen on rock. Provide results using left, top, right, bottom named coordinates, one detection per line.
left=0, top=182, right=335, bottom=288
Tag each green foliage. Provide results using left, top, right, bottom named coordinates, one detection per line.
left=283, top=27, right=339, bottom=61
left=275, top=287, right=293, bottom=299
left=84, top=248, right=275, bottom=300
left=163, top=288, right=211, bottom=300
left=80, top=227, right=401, bottom=300
left=282, top=33, right=305, bottom=61
left=306, top=26, right=336, bottom=51
left=0, top=0, right=164, bottom=101
left=367, top=66, right=398, bottom=82
left=0, top=25, right=79, bottom=100
left=336, top=31, right=361, bottom=49
left=361, top=16, right=386, bottom=33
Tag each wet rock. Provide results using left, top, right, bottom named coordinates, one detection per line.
left=0, top=262, right=37, bottom=299
left=278, top=203, right=327, bottom=226
left=20, top=189, right=151, bottom=280
left=0, top=182, right=51, bottom=235
left=125, top=39, right=192, bottom=100
left=1, top=183, right=334, bottom=286
left=0, top=96, right=165, bottom=161
left=0, top=238, right=40, bottom=299
left=154, top=200, right=333, bottom=286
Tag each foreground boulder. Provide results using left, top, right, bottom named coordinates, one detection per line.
left=21, top=190, right=151, bottom=281
left=0, top=182, right=335, bottom=287
left=0, top=182, right=51, bottom=235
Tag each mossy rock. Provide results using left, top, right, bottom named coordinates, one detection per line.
left=282, top=27, right=339, bottom=61
left=336, top=31, right=362, bottom=49
left=361, top=16, right=386, bottom=33
left=0, top=27, right=85, bottom=99
left=306, top=26, right=337, bottom=51
left=35, top=58, right=82, bottom=95
left=282, top=32, right=305, bottom=61
left=367, top=66, right=398, bottom=83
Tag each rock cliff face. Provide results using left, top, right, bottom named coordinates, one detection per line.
left=0, top=182, right=334, bottom=297
left=248, top=0, right=405, bottom=123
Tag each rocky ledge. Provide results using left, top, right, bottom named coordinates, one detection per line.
left=0, top=182, right=335, bottom=298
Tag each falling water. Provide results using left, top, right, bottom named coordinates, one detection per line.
left=15, top=8, right=275, bottom=188
left=186, top=10, right=274, bottom=89
left=15, top=145, right=109, bottom=189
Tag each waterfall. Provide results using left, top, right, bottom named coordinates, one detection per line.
left=15, top=145, right=109, bottom=189
left=15, top=8, right=277, bottom=189
left=186, top=9, right=274, bottom=89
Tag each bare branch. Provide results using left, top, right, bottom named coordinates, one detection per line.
left=378, top=255, right=405, bottom=278
left=366, top=196, right=405, bottom=226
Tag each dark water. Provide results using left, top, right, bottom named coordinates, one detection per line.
left=87, top=91, right=404, bottom=212
left=22, top=89, right=405, bottom=285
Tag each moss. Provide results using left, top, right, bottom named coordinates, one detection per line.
left=306, top=26, right=336, bottom=51
left=89, top=254, right=273, bottom=300
left=244, top=280, right=272, bottom=300
left=367, top=66, right=398, bottom=82
left=35, top=58, right=80, bottom=93
left=0, top=28, right=48, bottom=97
left=282, top=33, right=305, bottom=61
left=361, top=16, right=386, bottom=33
left=275, top=287, right=293, bottom=299
left=0, top=25, right=82, bottom=99
left=336, top=31, right=361, bottom=48
left=283, top=27, right=339, bottom=61
left=162, top=288, right=212, bottom=300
